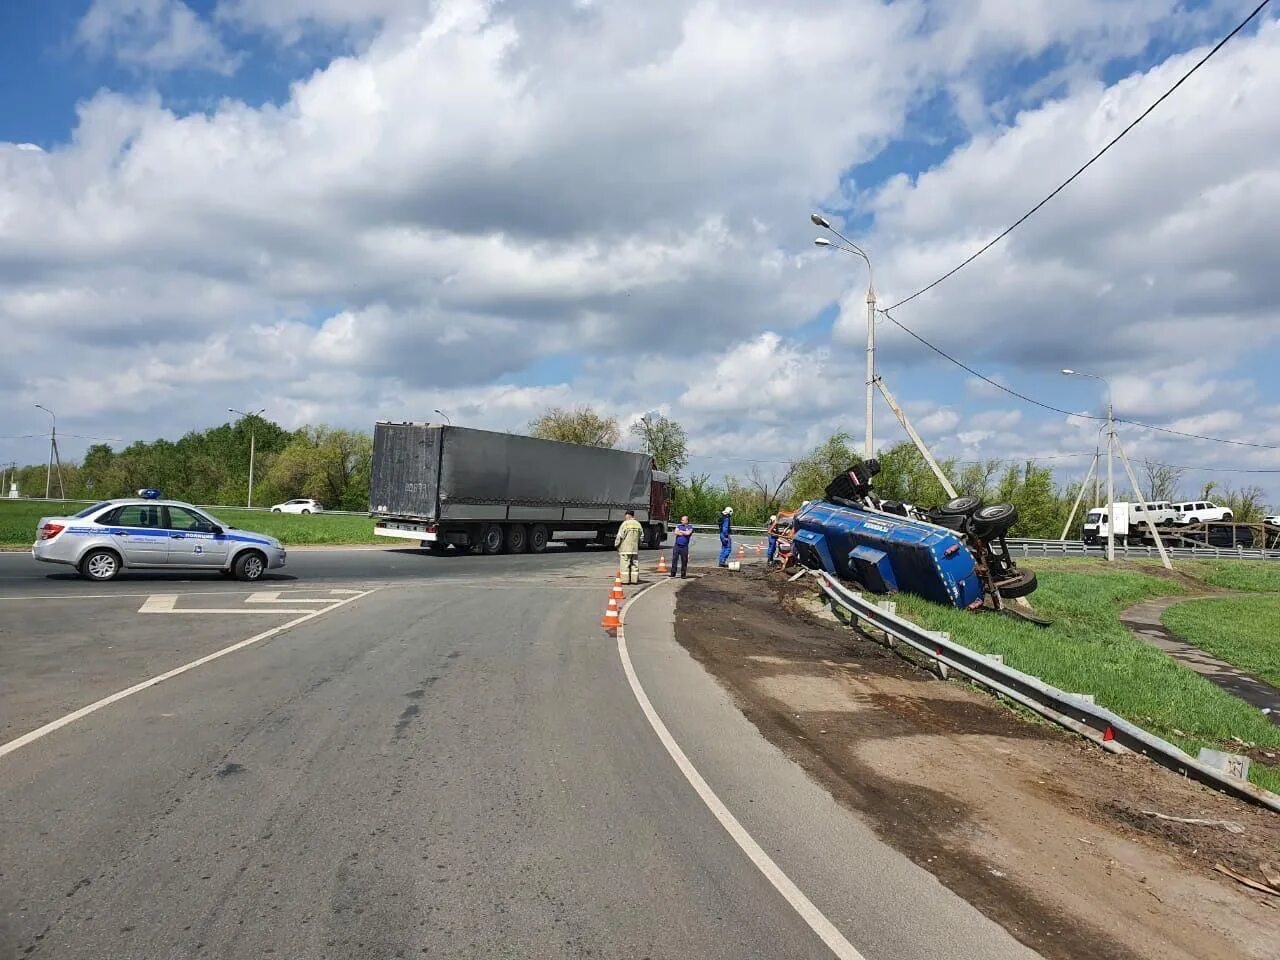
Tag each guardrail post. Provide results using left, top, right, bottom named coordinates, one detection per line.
left=933, top=632, right=951, bottom=680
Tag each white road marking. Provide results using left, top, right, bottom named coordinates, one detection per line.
left=138, top=592, right=339, bottom=614
left=245, top=591, right=338, bottom=604
left=0, top=588, right=378, bottom=760
left=616, top=583, right=867, bottom=960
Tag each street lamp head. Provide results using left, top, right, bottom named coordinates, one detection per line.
left=813, top=237, right=833, bottom=247
left=810, top=213, right=831, bottom=229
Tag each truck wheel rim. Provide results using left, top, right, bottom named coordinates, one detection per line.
left=88, top=554, right=115, bottom=578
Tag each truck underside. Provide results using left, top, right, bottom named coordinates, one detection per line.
left=374, top=515, right=667, bottom=554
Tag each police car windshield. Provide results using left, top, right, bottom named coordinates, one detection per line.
left=73, top=502, right=112, bottom=518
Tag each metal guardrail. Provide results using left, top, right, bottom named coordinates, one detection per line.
left=1006, top=537, right=1280, bottom=561
left=812, top=569, right=1280, bottom=813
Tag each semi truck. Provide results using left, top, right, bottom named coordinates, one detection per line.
left=369, top=422, right=671, bottom=555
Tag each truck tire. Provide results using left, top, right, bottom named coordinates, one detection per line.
left=481, top=524, right=504, bottom=555
left=940, top=496, right=983, bottom=517
left=425, top=541, right=449, bottom=555
left=529, top=524, right=549, bottom=553
left=971, top=503, right=1018, bottom=537
left=996, top=569, right=1037, bottom=599
left=505, top=524, right=529, bottom=554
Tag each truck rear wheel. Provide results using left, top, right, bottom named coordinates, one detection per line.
left=529, top=524, right=549, bottom=553
left=481, top=524, right=504, bottom=555
left=505, top=524, right=529, bottom=554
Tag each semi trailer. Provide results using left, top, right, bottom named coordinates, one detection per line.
left=369, top=422, right=671, bottom=555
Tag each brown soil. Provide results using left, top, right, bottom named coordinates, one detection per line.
left=674, top=567, right=1280, bottom=960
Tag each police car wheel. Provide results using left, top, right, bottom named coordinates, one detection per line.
left=301, top=509, right=311, bottom=514
left=80, top=548, right=121, bottom=582
left=234, top=550, right=267, bottom=581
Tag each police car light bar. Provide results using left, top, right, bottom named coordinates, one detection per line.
left=137, top=488, right=162, bottom=499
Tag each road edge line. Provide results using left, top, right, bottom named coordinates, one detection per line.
left=616, top=580, right=867, bottom=960
left=0, top=587, right=379, bottom=761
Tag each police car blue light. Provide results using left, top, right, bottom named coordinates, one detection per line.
left=31, top=497, right=287, bottom=582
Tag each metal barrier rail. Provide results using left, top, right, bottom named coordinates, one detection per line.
left=812, top=569, right=1280, bottom=813
left=1006, top=538, right=1280, bottom=561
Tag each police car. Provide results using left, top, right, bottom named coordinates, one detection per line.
left=31, top=490, right=287, bottom=582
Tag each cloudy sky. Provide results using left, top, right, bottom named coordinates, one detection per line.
left=2, top=0, right=1279, bottom=501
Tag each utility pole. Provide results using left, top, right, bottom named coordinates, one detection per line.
left=34, top=404, right=64, bottom=499
left=864, top=279, right=876, bottom=460
left=228, top=407, right=266, bottom=508
left=1105, top=392, right=1115, bottom=563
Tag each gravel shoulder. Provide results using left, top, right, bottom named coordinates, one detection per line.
left=674, top=567, right=1280, bottom=960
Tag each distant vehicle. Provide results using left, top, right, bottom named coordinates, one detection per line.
left=31, top=497, right=286, bottom=582
left=1170, top=500, right=1233, bottom=525
left=370, top=423, right=671, bottom=554
left=271, top=498, right=324, bottom=514
left=1082, top=502, right=1171, bottom=544
left=1264, top=515, right=1280, bottom=528
left=1180, top=523, right=1255, bottom=549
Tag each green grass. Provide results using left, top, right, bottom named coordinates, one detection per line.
left=0, top=499, right=382, bottom=547
left=1182, top=558, right=1280, bottom=593
left=891, top=562, right=1280, bottom=793
left=1163, top=596, right=1280, bottom=689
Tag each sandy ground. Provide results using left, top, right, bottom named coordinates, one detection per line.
left=673, top=567, right=1280, bottom=960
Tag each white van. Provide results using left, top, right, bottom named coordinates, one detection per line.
left=1082, top=501, right=1171, bottom=544
left=1170, top=500, right=1233, bottom=525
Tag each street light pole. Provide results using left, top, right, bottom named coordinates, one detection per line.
left=434, top=409, right=453, bottom=426
left=1062, top=370, right=1115, bottom=562
left=812, top=215, right=876, bottom=458
left=228, top=408, right=266, bottom=508
left=34, top=404, right=63, bottom=499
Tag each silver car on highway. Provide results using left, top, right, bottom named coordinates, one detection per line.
left=32, top=497, right=287, bottom=582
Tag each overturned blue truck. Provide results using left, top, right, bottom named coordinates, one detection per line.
left=792, top=460, right=1038, bottom=613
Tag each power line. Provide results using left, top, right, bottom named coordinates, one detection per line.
left=886, top=0, right=1273, bottom=311
left=881, top=308, right=1280, bottom=450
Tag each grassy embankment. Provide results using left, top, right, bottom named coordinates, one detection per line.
left=0, top=500, right=382, bottom=547
left=891, top=557, right=1280, bottom=793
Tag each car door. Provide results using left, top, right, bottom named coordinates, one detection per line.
left=104, top=504, right=170, bottom=565
left=164, top=505, right=230, bottom=568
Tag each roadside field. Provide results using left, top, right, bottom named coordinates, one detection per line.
left=1163, top=595, right=1280, bottom=689
left=0, top=499, right=382, bottom=548
left=892, top=558, right=1280, bottom=792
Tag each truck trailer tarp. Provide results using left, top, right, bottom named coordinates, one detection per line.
left=370, top=422, right=654, bottom=520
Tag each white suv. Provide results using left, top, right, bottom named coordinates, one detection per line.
left=270, top=498, right=324, bottom=514
left=1171, top=500, right=1233, bottom=525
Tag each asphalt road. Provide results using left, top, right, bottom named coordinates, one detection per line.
left=0, top=539, right=732, bottom=594
left=0, top=544, right=1034, bottom=959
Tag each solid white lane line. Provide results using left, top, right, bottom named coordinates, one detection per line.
left=616, top=583, right=867, bottom=960
left=0, top=588, right=378, bottom=760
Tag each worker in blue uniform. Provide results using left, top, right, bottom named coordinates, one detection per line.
left=670, top=515, right=693, bottom=578
left=766, top=514, right=778, bottom=564
left=717, top=506, right=733, bottom=567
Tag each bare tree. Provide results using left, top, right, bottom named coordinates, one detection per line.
left=1141, top=460, right=1183, bottom=501
left=746, top=462, right=795, bottom=514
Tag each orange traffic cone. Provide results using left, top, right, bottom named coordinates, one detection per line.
left=755, top=542, right=763, bottom=555
left=657, top=553, right=668, bottom=574
left=737, top=543, right=746, bottom=559
left=610, top=577, right=625, bottom=601
left=601, top=595, right=622, bottom=631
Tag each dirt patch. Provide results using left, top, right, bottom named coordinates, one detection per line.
left=674, top=567, right=1280, bottom=960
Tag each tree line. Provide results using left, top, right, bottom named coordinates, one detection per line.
left=5, top=405, right=1268, bottom=536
